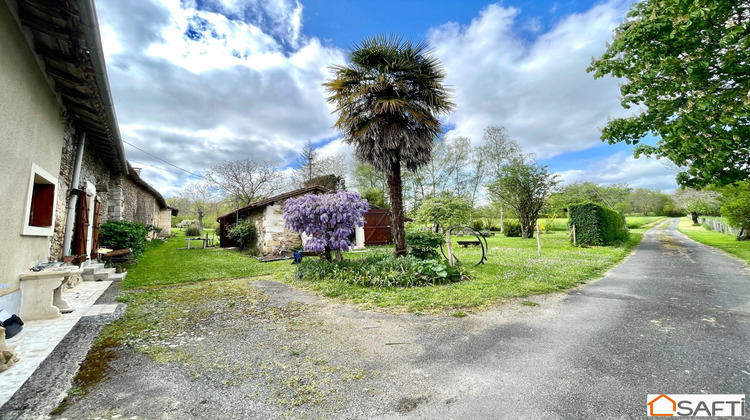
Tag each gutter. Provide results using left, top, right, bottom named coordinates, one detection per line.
left=74, top=0, right=129, bottom=175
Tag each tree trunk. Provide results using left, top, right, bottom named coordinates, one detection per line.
left=197, top=211, right=204, bottom=229
left=691, top=211, right=699, bottom=224
left=323, top=245, right=333, bottom=262
left=387, top=161, right=407, bottom=257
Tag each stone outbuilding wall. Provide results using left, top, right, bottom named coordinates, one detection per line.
left=108, top=173, right=161, bottom=227
left=243, top=202, right=303, bottom=254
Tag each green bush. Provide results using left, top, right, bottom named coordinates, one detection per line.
left=226, top=220, right=258, bottom=251
left=184, top=223, right=202, bottom=237
left=98, top=220, right=149, bottom=256
left=569, top=203, right=629, bottom=246
left=406, top=231, right=444, bottom=259
left=502, top=220, right=522, bottom=237
left=294, top=253, right=467, bottom=288
left=470, top=219, right=484, bottom=231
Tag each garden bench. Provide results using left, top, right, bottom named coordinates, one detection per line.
left=102, top=248, right=138, bottom=268
left=457, top=240, right=481, bottom=248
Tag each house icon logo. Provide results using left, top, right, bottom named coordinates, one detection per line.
left=648, top=394, right=677, bottom=416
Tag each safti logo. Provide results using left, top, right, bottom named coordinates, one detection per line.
left=647, top=394, right=746, bottom=417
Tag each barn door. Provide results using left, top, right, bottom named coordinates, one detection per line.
left=73, top=187, right=91, bottom=264
left=364, top=211, right=392, bottom=245
left=90, top=196, right=102, bottom=260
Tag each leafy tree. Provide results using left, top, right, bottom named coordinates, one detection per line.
left=360, top=187, right=389, bottom=209
left=549, top=182, right=632, bottom=215
left=488, top=157, right=559, bottom=239
left=627, top=188, right=672, bottom=216
left=673, top=188, right=723, bottom=224
left=305, top=174, right=346, bottom=191
left=414, top=193, right=472, bottom=232
left=588, top=0, right=750, bottom=187
left=283, top=191, right=369, bottom=261
left=205, top=158, right=278, bottom=207
left=325, top=34, right=454, bottom=257
left=721, top=181, right=750, bottom=240
left=478, top=126, right=525, bottom=229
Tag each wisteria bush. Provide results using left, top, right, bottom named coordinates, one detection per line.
left=294, top=253, right=468, bottom=288
left=283, top=191, right=369, bottom=261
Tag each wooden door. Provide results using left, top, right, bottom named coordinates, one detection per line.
left=73, top=188, right=91, bottom=263
left=90, top=196, right=101, bottom=260
left=364, top=210, right=392, bottom=245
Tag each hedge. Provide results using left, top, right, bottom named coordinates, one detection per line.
left=568, top=203, right=629, bottom=246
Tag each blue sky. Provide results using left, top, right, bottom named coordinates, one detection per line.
left=95, top=0, right=680, bottom=197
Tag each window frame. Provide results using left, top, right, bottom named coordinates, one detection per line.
left=22, top=162, right=58, bottom=236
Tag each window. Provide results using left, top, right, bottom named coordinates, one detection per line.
left=23, top=163, right=58, bottom=236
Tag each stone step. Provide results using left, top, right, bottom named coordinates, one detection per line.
left=94, top=268, right=116, bottom=281
left=108, top=272, right=127, bottom=282
left=81, top=263, right=105, bottom=281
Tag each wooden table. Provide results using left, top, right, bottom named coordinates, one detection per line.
left=185, top=237, right=211, bottom=249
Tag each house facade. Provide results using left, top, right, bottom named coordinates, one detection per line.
left=0, top=0, right=174, bottom=314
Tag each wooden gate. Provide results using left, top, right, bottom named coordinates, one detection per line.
left=90, top=196, right=101, bottom=260
left=363, top=209, right=392, bottom=245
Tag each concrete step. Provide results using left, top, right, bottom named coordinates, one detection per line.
left=94, top=268, right=116, bottom=281
left=108, top=272, right=127, bottom=282
left=81, top=263, right=105, bottom=281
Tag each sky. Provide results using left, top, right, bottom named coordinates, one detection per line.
left=94, top=0, right=680, bottom=198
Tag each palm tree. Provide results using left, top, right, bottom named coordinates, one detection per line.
left=324, top=34, right=454, bottom=256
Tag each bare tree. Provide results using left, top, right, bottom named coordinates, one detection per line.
left=293, top=139, right=349, bottom=188
left=479, top=126, right=524, bottom=230
left=205, top=159, right=278, bottom=207
left=181, top=182, right=217, bottom=229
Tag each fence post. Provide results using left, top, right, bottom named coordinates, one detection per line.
left=536, top=222, right=542, bottom=257
left=572, top=224, right=577, bottom=247
left=445, top=229, right=455, bottom=267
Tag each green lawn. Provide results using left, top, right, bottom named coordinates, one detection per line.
left=677, top=217, right=750, bottom=263
left=122, top=221, right=659, bottom=313
left=285, top=228, right=648, bottom=314
left=122, top=230, right=288, bottom=289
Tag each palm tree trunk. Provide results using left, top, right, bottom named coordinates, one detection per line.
left=387, top=161, right=407, bottom=257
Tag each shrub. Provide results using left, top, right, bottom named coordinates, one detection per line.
left=294, top=253, right=467, bottom=288
left=406, top=231, right=444, bottom=259
left=226, top=220, right=258, bottom=251
left=569, top=203, right=629, bottom=246
left=98, top=220, right=149, bottom=256
left=184, top=222, right=202, bottom=237
left=502, top=220, right=522, bottom=237
left=470, top=219, right=484, bottom=231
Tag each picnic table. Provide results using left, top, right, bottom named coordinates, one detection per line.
left=185, top=237, right=213, bottom=249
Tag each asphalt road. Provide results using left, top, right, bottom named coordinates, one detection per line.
left=396, top=219, right=750, bottom=418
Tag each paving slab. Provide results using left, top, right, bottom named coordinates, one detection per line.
left=0, top=281, right=112, bottom=407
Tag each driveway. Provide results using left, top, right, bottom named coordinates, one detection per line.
left=4, top=219, right=749, bottom=419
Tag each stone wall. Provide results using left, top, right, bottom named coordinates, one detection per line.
left=110, top=174, right=160, bottom=227
left=50, top=122, right=78, bottom=260
left=238, top=202, right=302, bottom=254
left=50, top=133, right=111, bottom=259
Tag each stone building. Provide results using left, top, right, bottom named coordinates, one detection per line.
left=217, top=186, right=331, bottom=254
left=0, top=0, right=174, bottom=314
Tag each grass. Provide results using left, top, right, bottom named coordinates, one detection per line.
left=285, top=228, right=646, bottom=314
left=122, top=229, right=288, bottom=288
left=677, top=217, right=750, bottom=263
left=121, top=220, right=659, bottom=314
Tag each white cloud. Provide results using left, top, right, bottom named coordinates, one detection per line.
left=555, top=152, right=679, bottom=192
left=97, top=0, right=344, bottom=195
left=429, top=2, right=634, bottom=158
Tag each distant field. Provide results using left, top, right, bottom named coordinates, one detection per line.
left=467, top=216, right=665, bottom=232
